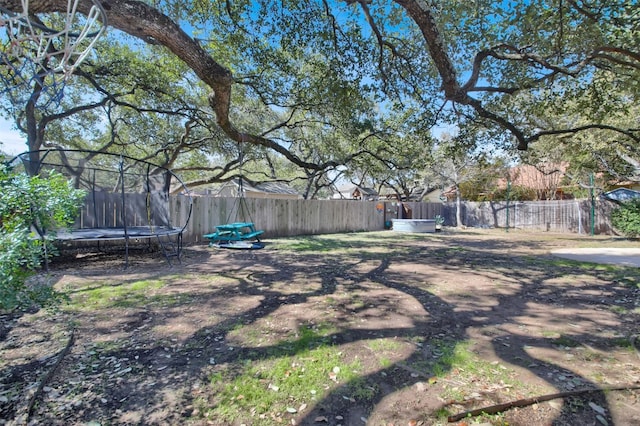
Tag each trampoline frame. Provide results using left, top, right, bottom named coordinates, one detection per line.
left=10, top=149, right=193, bottom=267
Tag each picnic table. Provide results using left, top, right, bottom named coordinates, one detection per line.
left=204, top=222, right=264, bottom=246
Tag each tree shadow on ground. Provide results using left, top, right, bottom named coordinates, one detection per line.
left=1, top=231, right=638, bottom=425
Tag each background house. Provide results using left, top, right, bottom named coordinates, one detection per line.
left=498, top=163, right=574, bottom=200
left=418, top=186, right=456, bottom=203
left=332, top=185, right=378, bottom=201
left=378, top=186, right=437, bottom=202
left=609, top=180, right=640, bottom=192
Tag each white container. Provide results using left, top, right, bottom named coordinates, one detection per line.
left=391, top=219, right=436, bottom=233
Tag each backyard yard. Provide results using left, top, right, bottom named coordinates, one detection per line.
left=1, top=228, right=639, bottom=425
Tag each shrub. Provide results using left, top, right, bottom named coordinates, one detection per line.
left=611, top=198, right=640, bottom=238
left=0, top=165, right=85, bottom=311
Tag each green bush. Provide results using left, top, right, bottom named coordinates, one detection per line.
left=0, top=165, right=85, bottom=311
left=611, top=198, right=640, bottom=238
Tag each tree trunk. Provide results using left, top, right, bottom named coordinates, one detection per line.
left=455, top=185, right=463, bottom=228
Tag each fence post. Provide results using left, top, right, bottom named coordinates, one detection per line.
left=590, top=173, right=595, bottom=236
left=505, top=178, right=511, bottom=232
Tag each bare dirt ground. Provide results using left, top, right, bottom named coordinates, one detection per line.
left=1, top=228, right=639, bottom=426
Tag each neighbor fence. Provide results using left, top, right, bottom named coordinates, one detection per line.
left=170, top=196, right=618, bottom=244
left=440, top=199, right=617, bottom=235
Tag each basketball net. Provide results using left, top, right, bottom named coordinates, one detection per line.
left=0, top=0, right=107, bottom=110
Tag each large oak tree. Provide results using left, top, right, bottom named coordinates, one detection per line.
left=1, top=0, right=638, bottom=185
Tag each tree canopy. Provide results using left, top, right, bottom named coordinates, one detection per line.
left=1, top=0, right=638, bottom=194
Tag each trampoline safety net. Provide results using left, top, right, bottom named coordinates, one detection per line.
left=11, top=149, right=193, bottom=266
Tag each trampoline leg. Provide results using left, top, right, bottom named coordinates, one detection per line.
left=125, top=236, right=129, bottom=269
left=156, top=233, right=182, bottom=267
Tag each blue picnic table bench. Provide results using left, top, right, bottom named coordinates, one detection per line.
left=204, top=222, right=264, bottom=246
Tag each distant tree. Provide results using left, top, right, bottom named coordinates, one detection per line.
left=458, top=157, right=511, bottom=201
left=427, top=130, right=488, bottom=227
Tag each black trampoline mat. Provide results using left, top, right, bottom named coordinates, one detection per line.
left=54, top=226, right=182, bottom=241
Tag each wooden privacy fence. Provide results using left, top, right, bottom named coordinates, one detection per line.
left=440, top=199, right=617, bottom=235
left=76, top=195, right=619, bottom=245
left=170, top=197, right=443, bottom=244
left=76, top=192, right=171, bottom=229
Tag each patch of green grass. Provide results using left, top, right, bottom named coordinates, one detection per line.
left=611, top=337, right=634, bottom=350
left=271, top=235, right=359, bottom=253
left=431, top=339, right=475, bottom=377
left=226, top=322, right=266, bottom=346
left=367, top=338, right=403, bottom=352
left=448, top=246, right=467, bottom=252
left=66, top=279, right=165, bottom=310
left=92, top=340, right=123, bottom=350
left=533, top=257, right=594, bottom=269
left=553, top=334, right=581, bottom=347
left=612, top=272, right=640, bottom=288
left=610, top=305, right=628, bottom=314
left=349, top=295, right=366, bottom=310
left=413, top=339, right=527, bottom=405
left=434, top=407, right=452, bottom=421
left=348, top=376, right=378, bottom=401
left=366, top=338, right=404, bottom=369
left=378, top=357, right=393, bottom=368
left=270, top=232, right=418, bottom=261
left=195, top=326, right=363, bottom=424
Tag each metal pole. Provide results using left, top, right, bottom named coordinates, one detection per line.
left=590, top=173, right=595, bottom=236
left=120, top=156, right=129, bottom=268
left=506, top=177, right=511, bottom=232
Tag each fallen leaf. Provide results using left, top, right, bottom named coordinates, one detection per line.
left=589, top=402, right=606, bottom=415
left=314, top=416, right=328, bottom=423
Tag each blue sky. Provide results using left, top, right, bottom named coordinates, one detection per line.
left=0, top=117, right=26, bottom=155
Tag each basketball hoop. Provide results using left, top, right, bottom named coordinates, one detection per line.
left=0, top=0, right=107, bottom=109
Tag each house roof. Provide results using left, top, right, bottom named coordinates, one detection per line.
left=243, top=180, right=300, bottom=195
left=336, top=185, right=378, bottom=196
left=498, top=163, right=568, bottom=190
left=212, top=178, right=300, bottom=196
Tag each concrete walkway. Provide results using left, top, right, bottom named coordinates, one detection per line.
left=551, top=248, right=640, bottom=267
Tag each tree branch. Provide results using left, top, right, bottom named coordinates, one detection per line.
left=448, top=385, right=640, bottom=423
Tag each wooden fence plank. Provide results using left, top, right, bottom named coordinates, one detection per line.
left=72, top=193, right=621, bottom=245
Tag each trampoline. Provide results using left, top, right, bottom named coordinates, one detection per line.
left=10, top=149, right=193, bottom=267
